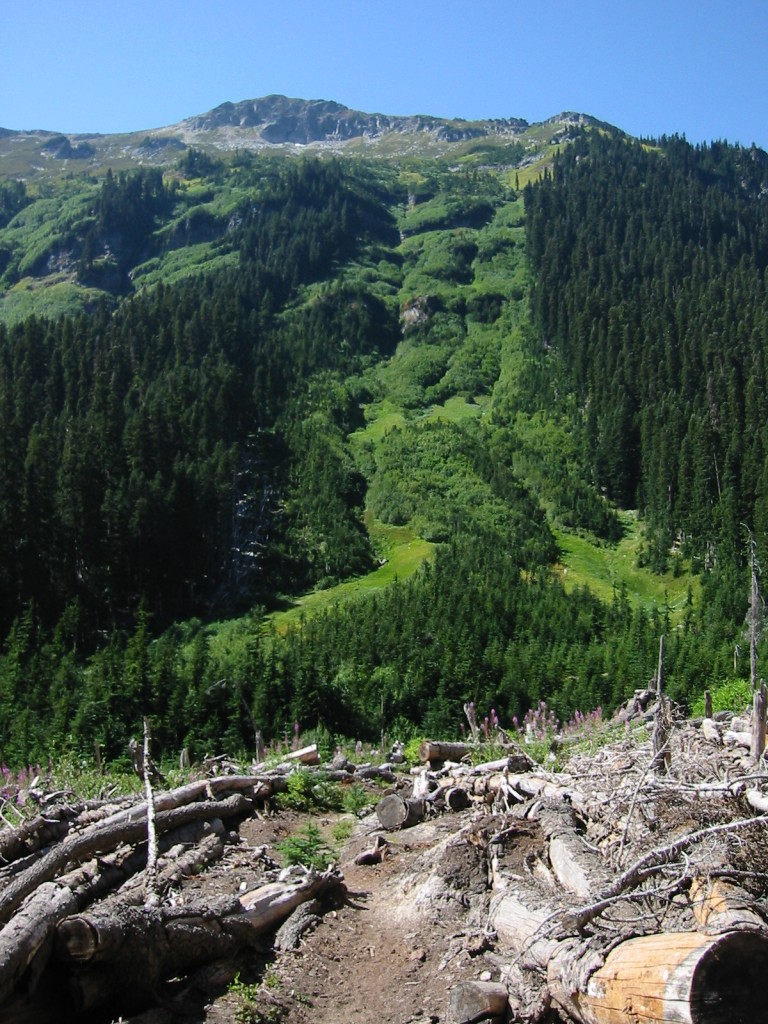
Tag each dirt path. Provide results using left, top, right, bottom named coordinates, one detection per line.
left=191, top=810, right=496, bottom=1024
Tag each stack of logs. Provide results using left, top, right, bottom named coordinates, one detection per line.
left=0, top=707, right=767, bottom=1024
left=375, top=720, right=768, bottom=1024
left=0, top=766, right=350, bottom=1023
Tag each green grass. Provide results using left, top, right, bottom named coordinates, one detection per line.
left=271, top=517, right=435, bottom=632
left=554, top=512, right=698, bottom=622
left=423, top=394, right=486, bottom=423
left=349, top=399, right=407, bottom=449
left=131, top=246, right=237, bottom=288
left=0, top=275, right=105, bottom=326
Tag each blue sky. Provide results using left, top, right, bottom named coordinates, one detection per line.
left=3, top=0, right=766, bottom=148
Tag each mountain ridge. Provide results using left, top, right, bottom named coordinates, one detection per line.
left=0, top=94, right=609, bottom=179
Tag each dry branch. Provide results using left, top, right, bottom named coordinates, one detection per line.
left=0, top=790, right=252, bottom=925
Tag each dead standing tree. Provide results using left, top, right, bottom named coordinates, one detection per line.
left=747, top=532, right=768, bottom=762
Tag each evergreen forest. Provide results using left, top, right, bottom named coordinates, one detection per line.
left=0, top=122, right=767, bottom=767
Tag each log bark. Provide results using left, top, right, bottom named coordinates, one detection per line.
left=0, top=819, right=230, bottom=1006
left=419, top=740, right=473, bottom=763
left=700, top=717, right=721, bottom=744
left=0, top=807, right=79, bottom=865
left=418, top=740, right=531, bottom=769
left=0, top=881, right=79, bottom=1006
left=538, top=804, right=611, bottom=900
left=491, top=884, right=768, bottom=1024
left=489, top=803, right=768, bottom=1023
left=752, top=681, right=767, bottom=763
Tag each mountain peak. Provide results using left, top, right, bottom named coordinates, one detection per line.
left=173, top=94, right=532, bottom=149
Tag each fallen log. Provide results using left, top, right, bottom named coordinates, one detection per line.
left=418, top=740, right=531, bottom=770
left=51, top=869, right=343, bottom=1017
left=491, top=884, right=768, bottom=1024
left=419, top=740, right=473, bottom=763
left=354, top=764, right=398, bottom=783
left=105, top=830, right=226, bottom=906
left=376, top=794, right=425, bottom=831
left=689, top=876, right=766, bottom=932
left=0, top=817, right=231, bottom=1005
left=538, top=804, right=611, bottom=900
left=549, top=929, right=768, bottom=1024
left=285, top=744, right=321, bottom=766
left=0, top=806, right=80, bottom=865
left=0, top=791, right=251, bottom=925
left=0, top=881, right=79, bottom=1007
left=489, top=801, right=768, bottom=1024
left=443, top=786, right=472, bottom=812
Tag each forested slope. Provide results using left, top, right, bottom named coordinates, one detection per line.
left=526, top=133, right=768, bottom=572
left=0, top=129, right=764, bottom=766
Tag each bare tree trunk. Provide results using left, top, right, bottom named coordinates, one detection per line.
left=142, top=718, right=160, bottom=908
left=652, top=636, right=671, bottom=774
left=752, top=680, right=766, bottom=763
left=52, top=871, right=343, bottom=1016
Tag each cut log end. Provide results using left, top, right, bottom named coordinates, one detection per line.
left=375, top=794, right=425, bottom=831
left=554, top=929, right=768, bottom=1024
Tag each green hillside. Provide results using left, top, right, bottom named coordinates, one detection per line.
left=0, top=107, right=763, bottom=765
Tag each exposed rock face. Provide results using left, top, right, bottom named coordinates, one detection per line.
left=40, top=135, right=96, bottom=159
left=178, top=94, right=533, bottom=147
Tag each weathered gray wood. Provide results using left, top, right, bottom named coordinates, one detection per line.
left=0, top=808, right=78, bottom=866
left=752, top=680, right=766, bottom=763
left=0, top=816, right=232, bottom=1009
left=0, top=882, right=79, bottom=1006
left=700, top=717, right=721, bottom=744
left=286, top=744, right=321, bottom=765
left=539, top=805, right=610, bottom=900
left=419, top=740, right=531, bottom=767
left=0, top=792, right=251, bottom=925
left=745, top=787, right=768, bottom=812
left=419, top=740, right=473, bottom=763
left=490, top=882, right=768, bottom=1024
